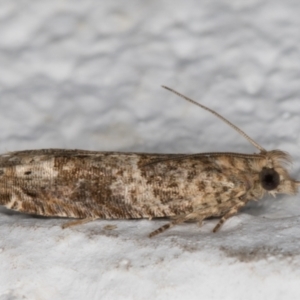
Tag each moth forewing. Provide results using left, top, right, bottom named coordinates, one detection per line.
left=0, top=87, right=299, bottom=237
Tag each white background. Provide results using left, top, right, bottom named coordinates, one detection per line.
left=0, top=0, right=300, bottom=299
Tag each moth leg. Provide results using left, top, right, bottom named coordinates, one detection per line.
left=213, top=201, right=246, bottom=233
left=149, top=212, right=200, bottom=238
left=62, top=218, right=96, bottom=229
left=197, top=217, right=204, bottom=227
left=149, top=216, right=186, bottom=238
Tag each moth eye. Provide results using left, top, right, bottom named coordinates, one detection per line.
left=259, top=168, right=280, bottom=191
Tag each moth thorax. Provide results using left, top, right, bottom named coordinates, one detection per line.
left=259, top=167, right=280, bottom=191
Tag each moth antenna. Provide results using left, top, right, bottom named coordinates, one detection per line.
left=162, top=86, right=266, bottom=153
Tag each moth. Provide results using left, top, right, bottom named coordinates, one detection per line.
left=0, top=86, right=299, bottom=237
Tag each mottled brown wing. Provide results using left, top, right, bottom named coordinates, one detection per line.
left=0, top=149, right=264, bottom=220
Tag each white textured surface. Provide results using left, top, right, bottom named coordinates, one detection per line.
left=0, top=1, right=300, bottom=299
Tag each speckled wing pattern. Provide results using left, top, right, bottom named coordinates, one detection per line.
left=0, top=147, right=299, bottom=236
left=0, top=149, right=267, bottom=220
left=0, top=87, right=299, bottom=236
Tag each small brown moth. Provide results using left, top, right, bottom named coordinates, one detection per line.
left=0, top=86, right=299, bottom=237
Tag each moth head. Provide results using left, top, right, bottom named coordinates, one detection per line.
left=260, top=150, right=299, bottom=195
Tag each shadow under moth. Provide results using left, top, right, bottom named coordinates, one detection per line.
left=0, top=86, right=299, bottom=237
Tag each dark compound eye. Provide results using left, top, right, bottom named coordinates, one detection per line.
left=259, top=168, right=280, bottom=191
